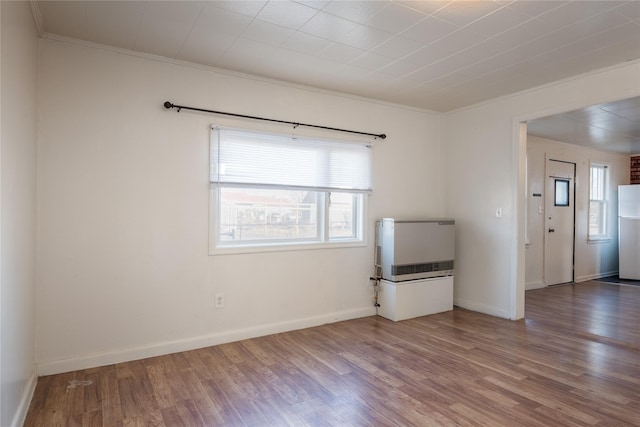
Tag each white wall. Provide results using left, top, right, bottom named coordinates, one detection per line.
left=0, top=2, right=38, bottom=426
left=36, top=39, right=445, bottom=374
left=526, top=136, right=629, bottom=289
left=444, top=61, right=640, bottom=320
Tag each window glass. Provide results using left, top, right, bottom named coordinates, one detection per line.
left=589, top=201, right=605, bottom=236
left=329, top=192, right=359, bottom=240
left=554, top=179, right=569, bottom=206
left=219, top=188, right=319, bottom=243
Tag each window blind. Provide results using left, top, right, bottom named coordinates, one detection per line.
left=210, top=127, right=373, bottom=193
left=590, top=164, right=606, bottom=201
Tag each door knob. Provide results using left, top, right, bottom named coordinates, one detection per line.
left=548, top=228, right=555, bottom=233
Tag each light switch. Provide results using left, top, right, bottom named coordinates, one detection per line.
left=496, top=207, right=503, bottom=219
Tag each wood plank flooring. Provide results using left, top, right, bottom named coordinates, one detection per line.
left=25, top=281, right=640, bottom=426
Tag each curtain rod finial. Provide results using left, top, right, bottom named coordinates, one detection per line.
left=380, top=134, right=387, bottom=139
left=163, top=101, right=174, bottom=109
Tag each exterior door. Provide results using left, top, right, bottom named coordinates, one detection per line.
left=544, top=159, right=575, bottom=286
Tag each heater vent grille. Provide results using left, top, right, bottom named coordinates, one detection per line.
left=392, top=260, right=454, bottom=276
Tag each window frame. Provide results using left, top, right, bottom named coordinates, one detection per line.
left=208, top=126, right=370, bottom=255
left=588, top=161, right=609, bottom=242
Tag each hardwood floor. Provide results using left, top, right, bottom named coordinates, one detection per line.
left=25, top=281, right=640, bottom=426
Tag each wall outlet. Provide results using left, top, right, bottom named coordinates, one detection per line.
left=215, top=293, right=224, bottom=309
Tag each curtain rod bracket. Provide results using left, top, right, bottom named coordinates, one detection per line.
left=163, top=101, right=386, bottom=140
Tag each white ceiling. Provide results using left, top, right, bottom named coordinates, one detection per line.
left=32, top=0, right=640, bottom=152
left=528, top=96, right=640, bottom=154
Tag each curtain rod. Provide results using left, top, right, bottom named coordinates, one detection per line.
left=163, top=101, right=386, bottom=140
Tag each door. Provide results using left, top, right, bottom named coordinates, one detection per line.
left=544, top=159, right=575, bottom=285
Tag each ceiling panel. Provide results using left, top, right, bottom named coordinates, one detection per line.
left=505, top=1, right=568, bottom=18
left=332, top=23, right=393, bottom=50
left=241, top=19, right=296, bottom=46
left=85, top=2, right=143, bottom=50
left=350, top=51, right=393, bottom=70
left=534, top=1, right=622, bottom=28
left=463, top=5, right=531, bottom=36
left=256, top=0, right=319, bottom=29
left=399, top=16, right=458, bottom=44
left=189, top=4, right=253, bottom=38
left=431, top=1, right=502, bottom=27
left=615, top=1, right=640, bottom=20
left=397, top=1, right=450, bottom=15
left=317, top=42, right=366, bottom=62
left=281, top=31, right=333, bottom=54
left=210, top=1, right=268, bottom=17
left=320, top=0, right=389, bottom=24
left=299, top=10, right=359, bottom=40
left=365, top=2, right=426, bottom=34
left=372, top=35, right=423, bottom=59
left=377, top=59, right=423, bottom=77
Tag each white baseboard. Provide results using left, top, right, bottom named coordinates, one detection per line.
left=575, top=270, right=618, bottom=283
left=453, top=297, right=510, bottom=320
left=526, top=281, right=545, bottom=290
left=525, top=271, right=618, bottom=288
left=37, top=306, right=376, bottom=376
left=10, top=370, right=37, bottom=427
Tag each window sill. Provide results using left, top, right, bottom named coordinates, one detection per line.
left=210, top=239, right=366, bottom=255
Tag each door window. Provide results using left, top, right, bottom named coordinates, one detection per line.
left=554, top=179, right=570, bottom=207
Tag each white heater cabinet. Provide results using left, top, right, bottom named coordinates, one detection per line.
left=377, top=276, right=453, bottom=321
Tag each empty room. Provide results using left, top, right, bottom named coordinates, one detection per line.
left=2, top=1, right=640, bottom=426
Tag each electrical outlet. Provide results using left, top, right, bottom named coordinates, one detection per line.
left=215, top=293, right=224, bottom=309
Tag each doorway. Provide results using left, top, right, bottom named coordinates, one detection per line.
left=543, top=158, right=575, bottom=286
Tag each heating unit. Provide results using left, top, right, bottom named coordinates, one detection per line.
left=374, top=218, right=455, bottom=321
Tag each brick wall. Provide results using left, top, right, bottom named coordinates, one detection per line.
left=632, top=156, right=640, bottom=184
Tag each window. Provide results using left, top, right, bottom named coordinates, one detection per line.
left=589, top=162, right=608, bottom=240
left=554, top=179, right=570, bottom=206
left=210, top=126, right=371, bottom=252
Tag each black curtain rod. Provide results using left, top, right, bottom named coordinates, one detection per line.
left=163, top=101, right=386, bottom=140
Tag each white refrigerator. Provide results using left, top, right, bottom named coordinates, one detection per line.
left=619, top=185, right=640, bottom=279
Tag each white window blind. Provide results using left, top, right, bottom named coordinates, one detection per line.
left=210, top=127, right=373, bottom=193
left=589, top=163, right=608, bottom=239
left=590, top=164, right=606, bottom=201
